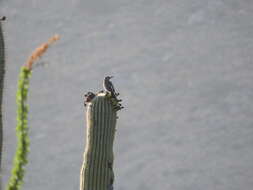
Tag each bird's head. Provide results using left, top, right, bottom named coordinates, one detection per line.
left=105, top=76, right=113, bottom=81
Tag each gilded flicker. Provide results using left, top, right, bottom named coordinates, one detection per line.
left=103, top=76, right=116, bottom=98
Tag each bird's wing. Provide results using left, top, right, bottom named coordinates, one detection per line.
left=109, top=81, right=116, bottom=93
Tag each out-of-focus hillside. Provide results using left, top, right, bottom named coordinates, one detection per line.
left=1, top=0, right=253, bottom=189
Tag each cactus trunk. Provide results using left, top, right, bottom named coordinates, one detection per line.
left=80, top=94, right=118, bottom=190
left=0, top=19, right=5, bottom=181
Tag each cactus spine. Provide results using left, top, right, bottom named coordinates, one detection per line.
left=80, top=93, right=120, bottom=190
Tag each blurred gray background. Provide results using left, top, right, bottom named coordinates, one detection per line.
left=1, top=0, right=253, bottom=190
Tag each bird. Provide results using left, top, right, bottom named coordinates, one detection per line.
left=103, top=76, right=116, bottom=98
left=84, top=92, right=95, bottom=107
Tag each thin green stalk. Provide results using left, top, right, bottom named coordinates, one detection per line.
left=6, top=34, right=59, bottom=190
left=6, top=67, right=31, bottom=190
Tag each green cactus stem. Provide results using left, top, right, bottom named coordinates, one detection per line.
left=80, top=92, right=122, bottom=190
left=6, top=67, right=31, bottom=190
left=0, top=18, right=6, bottom=182
left=6, top=35, right=59, bottom=190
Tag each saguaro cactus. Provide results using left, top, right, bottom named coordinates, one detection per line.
left=80, top=91, right=123, bottom=190
left=0, top=16, right=6, bottom=179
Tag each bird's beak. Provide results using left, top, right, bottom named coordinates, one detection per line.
left=110, top=76, right=114, bottom=79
